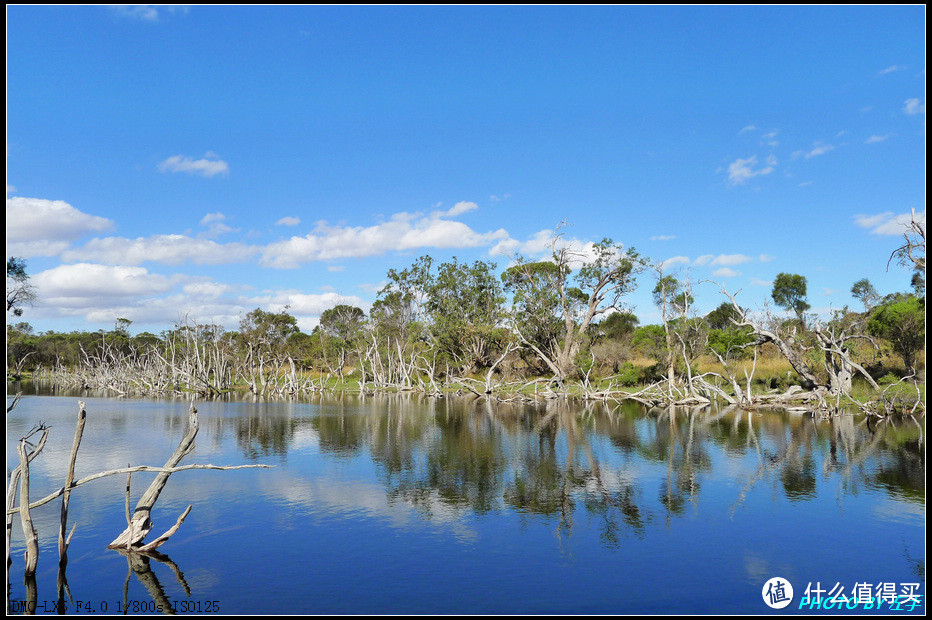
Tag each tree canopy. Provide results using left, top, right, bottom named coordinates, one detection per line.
left=7, top=256, right=37, bottom=317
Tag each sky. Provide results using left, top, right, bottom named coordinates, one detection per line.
left=6, top=5, right=926, bottom=336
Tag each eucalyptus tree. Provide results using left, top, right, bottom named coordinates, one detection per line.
left=771, top=272, right=810, bottom=328
left=426, top=257, right=506, bottom=374
left=850, top=278, right=880, bottom=312
left=237, top=307, right=301, bottom=394
left=502, top=231, right=647, bottom=383
left=381, top=255, right=433, bottom=327
left=318, top=304, right=367, bottom=375
left=7, top=257, right=37, bottom=318
left=867, top=294, right=925, bottom=375
left=652, top=272, right=691, bottom=387
left=319, top=304, right=366, bottom=342
left=364, top=288, right=422, bottom=388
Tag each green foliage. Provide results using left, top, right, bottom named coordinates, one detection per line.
left=707, top=326, right=754, bottom=359
left=381, top=255, right=433, bottom=323
left=851, top=278, right=880, bottom=311
left=867, top=295, right=925, bottom=373
left=319, top=305, right=366, bottom=343
left=239, top=307, right=300, bottom=353
left=631, top=324, right=667, bottom=360
left=592, top=311, right=639, bottom=342
left=652, top=275, right=692, bottom=316
left=878, top=373, right=900, bottom=386
left=7, top=256, right=37, bottom=317
left=427, top=257, right=505, bottom=370
left=501, top=259, right=564, bottom=351
left=771, top=272, right=810, bottom=322
left=910, top=270, right=925, bottom=297
left=615, top=362, right=642, bottom=386
left=704, top=302, right=744, bottom=330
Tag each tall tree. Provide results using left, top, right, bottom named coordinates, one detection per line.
left=319, top=305, right=366, bottom=343
left=503, top=229, right=647, bottom=382
left=771, top=272, right=810, bottom=326
left=7, top=257, right=37, bottom=317
left=867, top=295, right=925, bottom=375
left=427, top=258, right=506, bottom=372
left=850, top=278, right=880, bottom=311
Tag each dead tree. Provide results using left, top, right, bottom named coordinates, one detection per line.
left=714, top=283, right=879, bottom=400
left=7, top=401, right=270, bottom=579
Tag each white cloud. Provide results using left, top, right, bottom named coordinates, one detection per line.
left=200, top=212, right=227, bottom=225
left=878, top=65, right=906, bottom=75
left=433, top=201, right=479, bottom=218
left=249, top=290, right=367, bottom=316
left=711, top=254, right=753, bottom=266
left=181, top=281, right=238, bottom=298
left=197, top=212, right=238, bottom=238
left=758, top=254, right=775, bottom=263
left=7, top=197, right=114, bottom=256
left=903, top=98, right=925, bottom=115
left=111, top=5, right=189, bottom=22
left=489, top=193, right=511, bottom=202
left=33, top=263, right=175, bottom=308
left=261, top=210, right=509, bottom=268
left=854, top=210, right=925, bottom=236
left=276, top=216, right=301, bottom=227
left=749, top=278, right=772, bottom=287
left=61, top=234, right=260, bottom=265
left=112, top=6, right=159, bottom=21
left=712, top=268, right=740, bottom=278
left=738, top=125, right=757, bottom=134
left=650, top=235, right=676, bottom=241
left=762, top=130, right=779, bottom=147
left=865, top=134, right=889, bottom=144
left=726, top=155, right=775, bottom=186
left=158, top=153, right=229, bottom=178
left=660, top=256, right=690, bottom=269
left=804, top=143, right=834, bottom=159
left=695, top=254, right=753, bottom=267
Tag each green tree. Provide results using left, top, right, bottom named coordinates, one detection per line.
left=7, top=257, right=37, bottom=317
left=867, top=295, right=925, bottom=375
left=704, top=301, right=744, bottom=330
left=319, top=305, right=366, bottom=343
left=427, top=258, right=506, bottom=372
left=591, top=310, right=639, bottom=342
left=851, top=278, right=880, bottom=311
left=502, top=234, right=647, bottom=381
left=771, top=273, right=810, bottom=326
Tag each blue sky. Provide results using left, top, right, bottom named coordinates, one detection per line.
left=6, top=5, right=926, bottom=335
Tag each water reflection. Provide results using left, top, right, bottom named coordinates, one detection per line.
left=6, top=387, right=925, bottom=614
left=221, top=395, right=924, bottom=536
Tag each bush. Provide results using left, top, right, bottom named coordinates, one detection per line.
left=878, top=373, right=901, bottom=386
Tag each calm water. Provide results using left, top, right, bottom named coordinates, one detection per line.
left=6, top=385, right=926, bottom=614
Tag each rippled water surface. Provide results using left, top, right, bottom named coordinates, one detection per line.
left=6, top=385, right=925, bottom=614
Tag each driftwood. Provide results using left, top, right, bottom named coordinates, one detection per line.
left=6, top=400, right=271, bottom=583
left=7, top=424, right=49, bottom=571
left=58, top=401, right=86, bottom=564
left=17, top=437, right=40, bottom=576
left=109, top=404, right=199, bottom=548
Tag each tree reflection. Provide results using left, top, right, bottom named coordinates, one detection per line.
left=225, top=394, right=923, bottom=547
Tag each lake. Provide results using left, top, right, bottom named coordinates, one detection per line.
left=6, top=385, right=925, bottom=614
